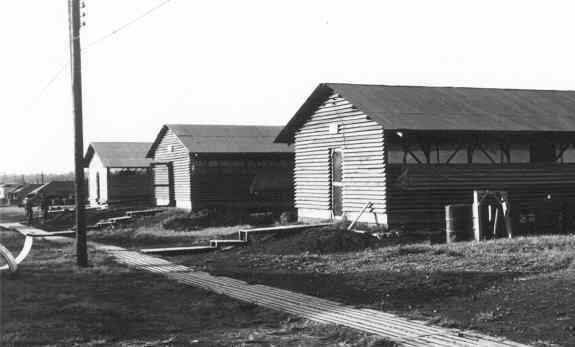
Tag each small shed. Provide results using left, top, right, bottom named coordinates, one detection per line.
left=146, top=124, right=294, bottom=211
left=0, top=184, right=21, bottom=204
left=276, top=83, right=575, bottom=229
left=84, top=142, right=153, bottom=207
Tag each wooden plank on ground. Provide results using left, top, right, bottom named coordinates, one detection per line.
left=238, top=223, right=332, bottom=241
left=141, top=245, right=215, bottom=256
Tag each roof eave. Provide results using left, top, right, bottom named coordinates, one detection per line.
left=275, top=83, right=335, bottom=144
left=146, top=125, right=170, bottom=158
left=83, top=144, right=96, bottom=168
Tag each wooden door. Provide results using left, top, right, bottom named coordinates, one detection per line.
left=331, top=149, right=343, bottom=217
left=152, top=162, right=175, bottom=206
left=96, top=172, right=100, bottom=202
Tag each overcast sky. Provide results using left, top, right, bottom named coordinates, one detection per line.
left=2, top=0, right=575, bottom=174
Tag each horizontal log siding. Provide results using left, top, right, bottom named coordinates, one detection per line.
left=386, top=163, right=575, bottom=228
left=294, top=93, right=386, bottom=219
left=153, top=129, right=191, bottom=208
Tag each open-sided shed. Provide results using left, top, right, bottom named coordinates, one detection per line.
left=276, top=83, right=575, bottom=230
left=84, top=142, right=153, bottom=207
left=9, top=184, right=41, bottom=206
left=0, top=184, right=22, bottom=204
left=146, top=124, right=293, bottom=211
left=29, top=181, right=75, bottom=203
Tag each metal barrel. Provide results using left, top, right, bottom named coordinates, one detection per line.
left=445, top=204, right=474, bottom=243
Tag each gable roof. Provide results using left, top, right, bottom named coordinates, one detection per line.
left=146, top=124, right=292, bottom=158
left=275, top=83, right=575, bottom=143
left=0, top=183, right=21, bottom=190
left=29, top=181, right=75, bottom=197
left=12, top=184, right=42, bottom=197
left=3, top=184, right=23, bottom=194
left=84, top=142, right=152, bottom=168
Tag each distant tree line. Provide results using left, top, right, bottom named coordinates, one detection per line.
left=0, top=172, right=75, bottom=185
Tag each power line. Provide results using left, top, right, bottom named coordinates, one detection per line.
left=83, top=0, right=173, bottom=50
left=27, top=0, right=174, bottom=109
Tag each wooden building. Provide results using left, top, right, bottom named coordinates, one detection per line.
left=146, top=124, right=293, bottom=211
left=9, top=184, right=41, bottom=206
left=84, top=142, right=152, bottom=207
left=0, top=184, right=21, bottom=204
left=276, top=83, right=575, bottom=230
left=29, top=181, right=76, bottom=203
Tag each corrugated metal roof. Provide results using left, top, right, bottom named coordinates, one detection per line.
left=85, top=142, right=152, bottom=167
left=275, top=83, right=575, bottom=143
left=147, top=124, right=292, bottom=158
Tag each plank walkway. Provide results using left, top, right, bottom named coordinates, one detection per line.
left=0, top=223, right=531, bottom=347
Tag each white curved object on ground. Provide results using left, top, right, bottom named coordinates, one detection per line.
left=0, top=235, right=33, bottom=273
left=0, top=243, right=19, bottom=272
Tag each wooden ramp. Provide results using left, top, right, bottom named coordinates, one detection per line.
left=0, top=223, right=531, bottom=346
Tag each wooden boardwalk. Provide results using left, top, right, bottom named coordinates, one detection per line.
left=0, top=223, right=531, bottom=347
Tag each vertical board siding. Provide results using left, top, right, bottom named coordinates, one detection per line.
left=386, top=163, right=575, bottom=229
left=153, top=129, right=191, bottom=208
left=190, top=156, right=294, bottom=211
left=108, top=170, right=152, bottom=204
left=294, top=93, right=386, bottom=217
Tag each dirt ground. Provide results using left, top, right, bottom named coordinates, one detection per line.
left=0, top=230, right=390, bottom=346
left=0, top=206, right=26, bottom=223
left=6, top=206, right=575, bottom=346
left=157, top=227, right=575, bottom=347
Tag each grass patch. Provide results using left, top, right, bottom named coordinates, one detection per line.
left=166, top=229, right=575, bottom=346
left=87, top=208, right=294, bottom=250
left=0, top=230, right=383, bottom=346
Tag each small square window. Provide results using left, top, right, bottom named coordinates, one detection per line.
left=328, top=123, right=339, bottom=134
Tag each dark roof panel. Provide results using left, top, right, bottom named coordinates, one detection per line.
left=85, top=142, right=152, bottom=167
left=12, top=184, right=41, bottom=196
left=148, top=124, right=292, bottom=157
left=29, top=181, right=75, bottom=197
left=276, top=83, right=575, bottom=143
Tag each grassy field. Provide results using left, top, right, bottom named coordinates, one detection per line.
left=0, top=230, right=389, bottom=346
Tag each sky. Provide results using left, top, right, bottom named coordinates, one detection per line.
left=2, top=0, right=575, bottom=174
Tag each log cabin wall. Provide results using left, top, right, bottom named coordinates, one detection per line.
left=87, top=153, right=108, bottom=206
left=152, top=129, right=192, bottom=208
left=108, top=168, right=152, bottom=205
left=189, top=154, right=293, bottom=211
left=294, top=92, right=387, bottom=224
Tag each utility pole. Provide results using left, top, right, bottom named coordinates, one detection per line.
left=68, top=0, right=88, bottom=267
